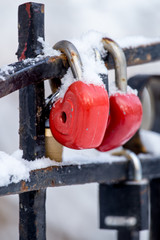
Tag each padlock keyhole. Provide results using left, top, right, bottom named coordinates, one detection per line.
left=61, top=111, right=67, bottom=123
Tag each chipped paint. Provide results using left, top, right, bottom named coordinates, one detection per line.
left=19, top=42, right=27, bottom=61
left=26, top=3, right=31, bottom=19
left=21, top=181, right=29, bottom=192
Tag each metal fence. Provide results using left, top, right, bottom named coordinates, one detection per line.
left=1, top=2, right=160, bottom=240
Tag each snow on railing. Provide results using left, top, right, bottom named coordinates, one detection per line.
left=0, top=129, right=159, bottom=187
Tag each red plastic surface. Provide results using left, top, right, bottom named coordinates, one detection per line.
left=49, top=81, right=109, bottom=149
left=97, top=93, right=143, bottom=151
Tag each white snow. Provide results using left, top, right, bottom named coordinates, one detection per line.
left=140, top=129, right=160, bottom=156
left=109, top=84, right=138, bottom=96
left=48, top=31, right=160, bottom=98
left=18, top=37, right=61, bottom=66
left=0, top=65, right=14, bottom=81
left=0, top=129, right=159, bottom=187
left=0, top=150, right=54, bottom=187
left=62, top=130, right=160, bottom=164
left=58, top=31, right=108, bottom=98
left=37, top=37, right=61, bottom=57
left=0, top=1, right=159, bottom=239
left=0, top=37, right=61, bottom=81
left=62, top=147, right=125, bottom=165
left=0, top=147, right=125, bottom=187
left=58, top=68, right=76, bottom=99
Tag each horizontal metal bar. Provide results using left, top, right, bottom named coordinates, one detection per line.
left=0, top=55, right=68, bottom=98
left=0, top=42, right=160, bottom=99
left=0, top=155, right=159, bottom=197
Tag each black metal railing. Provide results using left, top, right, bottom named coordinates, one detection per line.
left=1, top=2, right=160, bottom=240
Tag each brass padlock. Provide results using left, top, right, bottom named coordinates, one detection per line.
left=45, top=84, right=63, bottom=162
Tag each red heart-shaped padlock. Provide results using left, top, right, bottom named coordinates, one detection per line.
left=97, top=93, right=142, bottom=151
left=97, top=38, right=143, bottom=152
left=50, top=81, right=109, bottom=149
left=49, top=40, right=109, bottom=150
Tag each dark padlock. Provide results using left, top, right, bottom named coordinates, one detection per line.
left=99, top=150, right=149, bottom=231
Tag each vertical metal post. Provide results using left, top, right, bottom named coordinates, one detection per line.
left=150, top=179, right=160, bottom=240
left=118, top=230, right=140, bottom=240
left=17, top=3, right=46, bottom=240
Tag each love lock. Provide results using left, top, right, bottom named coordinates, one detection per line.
left=99, top=150, right=149, bottom=232
left=97, top=38, right=143, bottom=152
left=49, top=40, right=109, bottom=149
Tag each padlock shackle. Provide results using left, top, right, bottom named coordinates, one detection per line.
left=93, top=48, right=102, bottom=61
left=102, top=38, right=127, bottom=93
left=53, top=40, right=83, bottom=81
left=112, top=149, right=142, bottom=181
left=124, top=150, right=142, bottom=181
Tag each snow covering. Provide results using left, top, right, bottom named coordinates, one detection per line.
left=38, top=37, right=61, bottom=57
left=56, top=31, right=108, bottom=99
left=18, top=38, right=61, bottom=66
left=140, top=129, right=160, bottom=156
left=0, top=32, right=159, bottom=89
left=0, top=129, right=159, bottom=187
left=0, top=147, right=125, bottom=187
left=0, top=33, right=159, bottom=187
left=62, top=147, right=125, bottom=165
left=0, top=65, right=15, bottom=81
left=0, top=150, right=54, bottom=187
left=38, top=31, right=159, bottom=98
left=0, top=37, right=61, bottom=81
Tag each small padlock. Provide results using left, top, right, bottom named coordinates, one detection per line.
left=99, top=150, right=149, bottom=232
left=97, top=38, right=143, bottom=152
left=49, top=40, right=109, bottom=149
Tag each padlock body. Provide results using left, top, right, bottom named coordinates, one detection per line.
left=45, top=127, right=63, bottom=162
left=97, top=93, right=143, bottom=151
left=99, top=180, right=149, bottom=231
left=49, top=81, right=109, bottom=149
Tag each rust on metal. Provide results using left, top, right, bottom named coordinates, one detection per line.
left=25, top=3, right=31, bottom=18
left=41, top=5, right=44, bottom=13
left=47, top=55, right=63, bottom=63
left=0, top=41, right=160, bottom=99
left=48, top=54, right=69, bottom=68
left=36, top=106, right=43, bottom=119
left=0, top=155, right=160, bottom=197
left=102, top=37, right=115, bottom=43
left=51, top=181, right=55, bottom=187
left=70, top=50, right=79, bottom=63
left=21, top=181, right=29, bottom=192
left=121, top=78, right=126, bottom=82
left=146, top=53, right=152, bottom=61
left=71, top=51, right=77, bottom=57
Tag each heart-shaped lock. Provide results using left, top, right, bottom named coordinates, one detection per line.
left=49, top=40, right=109, bottom=149
left=97, top=38, right=143, bottom=152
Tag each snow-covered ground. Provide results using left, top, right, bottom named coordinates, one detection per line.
left=0, top=0, right=160, bottom=239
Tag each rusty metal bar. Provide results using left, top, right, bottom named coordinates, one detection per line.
left=0, top=41, right=160, bottom=99
left=18, top=3, right=46, bottom=240
left=0, top=55, right=68, bottom=99
left=0, top=156, right=159, bottom=197
left=0, top=2, right=160, bottom=239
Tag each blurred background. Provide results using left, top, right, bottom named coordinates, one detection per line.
left=0, top=0, right=160, bottom=239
